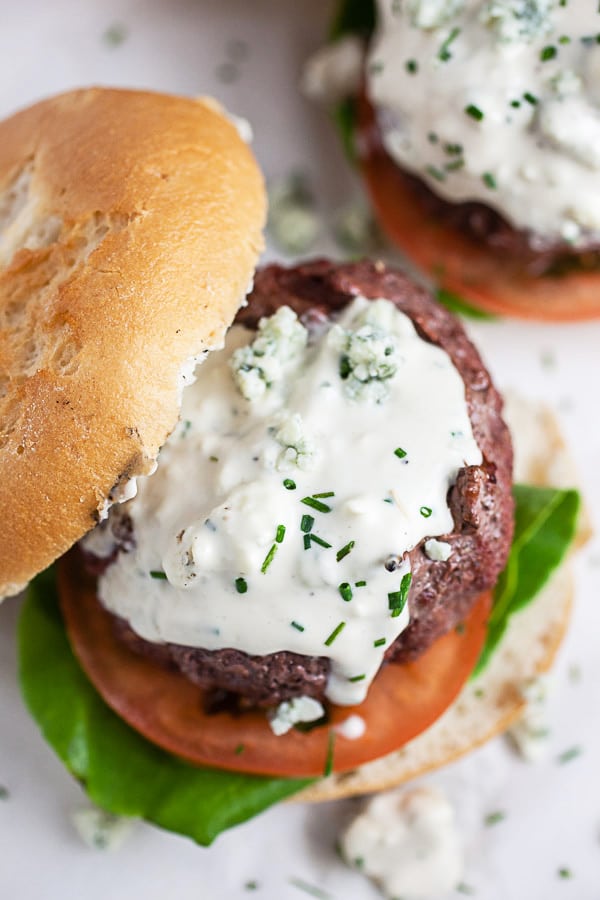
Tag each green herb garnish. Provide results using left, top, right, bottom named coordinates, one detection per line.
left=406, top=58, right=418, bottom=74
left=426, top=164, right=446, bottom=183
left=523, top=91, right=538, bottom=105
left=301, top=497, right=332, bottom=514
left=336, top=541, right=355, bottom=562
left=438, top=26, right=460, bottom=61
left=388, top=572, right=412, bottom=618
left=0, top=786, right=9, bottom=800
left=374, top=637, right=386, bottom=648
left=394, top=447, right=407, bottom=459
left=283, top=478, right=296, bottom=490
left=313, top=491, right=335, bottom=499
left=324, top=622, right=346, bottom=646
left=355, top=580, right=367, bottom=587
left=235, top=577, right=248, bottom=594
left=323, top=731, right=336, bottom=777
left=557, top=868, right=572, bottom=879
left=348, top=674, right=366, bottom=683
left=557, top=746, right=582, bottom=765
left=338, top=583, right=353, bottom=602
left=150, top=570, right=168, bottom=580
left=289, top=877, right=333, bottom=900
left=484, top=811, right=506, bottom=827
left=540, top=45, right=557, bottom=61
left=420, top=506, right=433, bottom=518
left=291, top=621, right=305, bottom=632
left=234, top=744, right=245, bottom=755
left=308, top=534, right=332, bottom=550
left=465, top=104, right=484, bottom=121
left=482, top=172, right=497, bottom=190
left=276, top=525, right=286, bottom=544
left=301, top=514, right=315, bottom=533
left=261, top=544, right=278, bottom=574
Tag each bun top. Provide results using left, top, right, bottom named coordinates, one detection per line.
left=0, top=87, right=266, bottom=598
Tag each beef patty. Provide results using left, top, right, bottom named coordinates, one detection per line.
left=84, top=260, right=514, bottom=706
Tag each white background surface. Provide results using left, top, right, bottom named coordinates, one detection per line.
left=1, top=2, right=600, bottom=899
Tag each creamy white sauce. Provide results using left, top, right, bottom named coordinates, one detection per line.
left=340, top=786, right=464, bottom=899
left=367, top=0, right=600, bottom=243
left=93, top=298, right=481, bottom=706
left=336, top=714, right=367, bottom=740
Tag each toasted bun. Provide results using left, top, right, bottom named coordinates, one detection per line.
left=298, top=394, right=586, bottom=801
left=0, top=88, right=266, bottom=598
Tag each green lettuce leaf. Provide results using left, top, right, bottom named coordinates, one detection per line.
left=18, top=485, right=579, bottom=843
left=18, top=573, right=314, bottom=846
left=474, top=484, right=580, bottom=676
left=435, top=288, right=498, bottom=321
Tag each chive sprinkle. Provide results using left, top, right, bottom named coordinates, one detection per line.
left=336, top=541, right=355, bottom=562
left=313, top=491, right=335, bottom=499
left=482, top=172, right=497, bottom=189
left=523, top=91, right=538, bottom=105
left=339, top=583, right=353, bottom=602
left=235, top=577, right=248, bottom=594
left=325, top=621, right=346, bottom=646
left=291, top=621, right=305, bottom=632
left=465, top=103, right=484, bottom=121
left=301, top=496, right=332, bottom=513
left=426, top=164, right=446, bottom=182
left=557, top=745, right=582, bottom=764
left=150, top=570, right=168, bottom=580
left=558, top=868, right=572, bottom=879
left=438, top=26, right=460, bottom=61
left=348, top=674, right=366, bottom=683
left=303, top=533, right=312, bottom=550
left=324, top=730, right=336, bottom=776
left=310, top=534, right=332, bottom=549
left=383, top=497, right=393, bottom=504
left=420, top=506, right=433, bottom=518
left=406, top=58, right=418, bottom=74
left=283, top=478, right=296, bottom=490
left=0, top=786, right=9, bottom=800
left=234, top=743, right=245, bottom=755
left=374, top=637, right=386, bottom=648
left=484, top=810, right=506, bottom=827
left=301, top=514, right=315, bottom=533
left=394, top=447, right=407, bottom=458
left=388, top=572, right=412, bottom=618
left=261, top=544, right=278, bottom=574
left=276, top=524, right=286, bottom=543
left=355, top=580, right=367, bottom=587
left=540, top=45, right=557, bottom=61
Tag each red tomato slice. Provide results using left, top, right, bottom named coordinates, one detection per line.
left=58, top=551, right=491, bottom=778
left=356, top=93, right=600, bottom=322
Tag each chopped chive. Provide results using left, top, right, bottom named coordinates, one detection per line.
left=324, top=730, right=336, bottom=776
left=276, top=524, right=286, bottom=543
left=523, top=91, right=538, bottom=105
left=0, top=786, right=9, bottom=800
left=234, top=743, right=245, bottom=755
left=374, top=637, right=386, bottom=648
left=283, top=478, right=296, bottom=490
left=438, top=26, right=460, bottom=61
left=338, top=583, right=353, bottom=602
left=355, top=580, right=367, bottom=587
left=557, top=868, right=572, bottom=879
left=336, top=541, right=355, bottom=562
left=245, top=881, right=259, bottom=891
left=510, top=99, right=521, bottom=108
left=456, top=883, right=476, bottom=895
left=301, top=496, right=332, bottom=513
left=310, top=534, right=332, bottom=549
left=388, top=572, right=412, bottom=618
left=444, top=142, right=463, bottom=156
left=426, top=164, right=446, bottom=182
left=260, top=544, right=278, bottom=574
left=324, top=621, right=346, bottom=646
left=428, top=131, right=439, bottom=143
left=465, top=103, right=484, bottom=121
left=313, top=491, right=335, bottom=499
left=394, top=447, right=407, bottom=459
left=558, top=35, right=571, bottom=44
left=445, top=158, right=465, bottom=172
left=406, top=58, right=418, bottom=74
left=484, top=810, right=506, bottom=827
left=557, top=745, right=582, bottom=764
left=291, top=621, right=305, bottom=632
left=482, top=172, right=497, bottom=189
left=540, top=45, right=557, bottom=61
left=209, top=454, right=219, bottom=462
left=301, top=514, right=315, bottom=533
left=303, top=533, right=312, bottom=550
left=235, top=577, right=248, bottom=594
left=455, top=622, right=466, bottom=635
left=150, top=570, right=167, bottom=580
left=420, top=506, right=433, bottom=518
left=383, top=497, right=393, bottom=504
left=348, top=674, right=366, bottom=683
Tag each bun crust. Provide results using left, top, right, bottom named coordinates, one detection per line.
left=0, top=88, right=266, bottom=598
left=298, top=394, right=587, bottom=802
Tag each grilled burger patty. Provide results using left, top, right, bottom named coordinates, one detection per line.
left=84, top=260, right=514, bottom=706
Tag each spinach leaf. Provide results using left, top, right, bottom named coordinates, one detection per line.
left=18, top=576, right=313, bottom=846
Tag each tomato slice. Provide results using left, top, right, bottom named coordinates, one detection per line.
left=356, top=93, right=600, bottom=322
left=58, top=552, right=491, bottom=779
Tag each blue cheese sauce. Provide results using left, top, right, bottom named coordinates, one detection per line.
left=92, top=298, right=481, bottom=706
left=367, top=0, right=600, bottom=244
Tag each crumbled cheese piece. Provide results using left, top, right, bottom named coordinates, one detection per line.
left=333, top=300, right=400, bottom=402
left=340, top=786, right=463, bottom=899
left=275, top=412, right=317, bottom=472
left=424, top=539, right=452, bottom=562
left=407, top=0, right=465, bottom=29
left=231, top=306, right=307, bottom=400
left=72, top=807, right=135, bottom=851
left=508, top=677, right=551, bottom=761
left=268, top=696, right=325, bottom=736
left=538, top=94, right=600, bottom=171
left=481, top=0, right=555, bottom=43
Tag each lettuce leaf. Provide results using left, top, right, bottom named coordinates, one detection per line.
left=18, top=573, right=313, bottom=846
left=473, top=485, right=580, bottom=676
left=18, top=484, right=579, bottom=843
left=435, top=288, right=498, bottom=321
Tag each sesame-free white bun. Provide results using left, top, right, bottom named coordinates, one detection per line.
left=0, top=88, right=266, bottom=599
left=298, top=394, right=588, bottom=802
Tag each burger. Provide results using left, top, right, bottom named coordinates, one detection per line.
left=304, top=0, right=600, bottom=321
left=3, top=87, right=581, bottom=846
